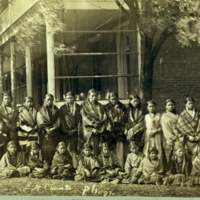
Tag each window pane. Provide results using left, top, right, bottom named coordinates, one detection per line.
left=55, top=77, right=139, bottom=101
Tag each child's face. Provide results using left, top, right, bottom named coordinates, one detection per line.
left=32, top=148, right=39, bottom=155
left=149, top=151, right=158, bottom=160
left=58, top=146, right=66, bottom=155
left=131, top=98, right=139, bottom=108
left=103, top=147, right=110, bottom=156
left=84, top=148, right=92, bottom=157
left=8, top=145, right=17, bottom=155
left=176, top=148, right=185, bottom=158
left=130, top=147, right=138, bottom=154
left=147, top=103, right=156, bottom=113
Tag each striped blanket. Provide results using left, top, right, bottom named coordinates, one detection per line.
left=18, top=107, right=39, bottom=147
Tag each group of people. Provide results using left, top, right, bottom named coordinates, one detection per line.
left=0, top=89, right=200, bottom=186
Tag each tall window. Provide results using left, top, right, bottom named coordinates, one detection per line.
left=54, top=11, right=140, bottom=102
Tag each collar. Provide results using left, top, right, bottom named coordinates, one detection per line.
left=186, top=107, right=195, bottom=117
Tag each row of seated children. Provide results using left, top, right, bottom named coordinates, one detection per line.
left=0, top=140, right=200, bottom=187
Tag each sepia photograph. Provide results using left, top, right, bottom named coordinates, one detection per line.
left=0, top=0, right=199, bottom=198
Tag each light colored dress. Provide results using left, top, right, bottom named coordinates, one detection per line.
left=143, top=113, right=163, bottom=168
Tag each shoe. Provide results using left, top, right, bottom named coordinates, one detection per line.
left=156, top=181, right=161, bottom=186
left=121, top=179, right=130, bottom=184
left=130, top=177, right=138, bottom=184
left=110, top=179, right=120, bottom=184
left=180, top=182, right=185, bottom=187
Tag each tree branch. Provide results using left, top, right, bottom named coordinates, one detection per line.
left=151, top=27, right=174, bottom=59
left=115, top=0, right=129, bottom=16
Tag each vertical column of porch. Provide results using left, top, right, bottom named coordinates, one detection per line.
left=46, top=21, right=55, bottom=97
left=10, top=40, right=16, bottom=106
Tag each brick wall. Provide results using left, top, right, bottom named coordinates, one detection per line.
left=151, top=35, right=200, bottom=114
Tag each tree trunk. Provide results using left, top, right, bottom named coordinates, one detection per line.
left=139, top=35, right=155, bottom=105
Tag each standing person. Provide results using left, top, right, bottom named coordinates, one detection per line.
left=143, top=101, right=164, bottom=168
left=124, top=94, right=145, bottom=145
left=18, top=97, right=39, bottom=164
left=80, top=89, right=108, bottom=156
left=161, top=99, right=179, bottom=166
left=60, top=91, right=81, bottom=168
left=0, top=92, right=19, bottom=150
left=104, top=92, right=127, bottom=168
left=176, top=97, right=200, bottom=161
left=37, top=94, right=61, bottom=165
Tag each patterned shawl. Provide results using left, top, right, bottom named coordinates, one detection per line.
left=98, top=152, right=121, bottom=169
left=125, top=104, right=144, bottom=142
left=81, top=99, right=108, bottom=140
left=191, top=156, right=200, bottom=176
left=176, top=109, right=200, bottom=137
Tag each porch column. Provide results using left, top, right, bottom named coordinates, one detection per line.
left=46, top=21, right=55, bottom=97
left=0, top=51, right=4, bottom=102
left=10, top=41, right=16, bottom=106
left=25, top=47, right=33, bottom=97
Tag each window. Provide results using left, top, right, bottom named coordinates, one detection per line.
left=54, top=11, right=140, bottom=102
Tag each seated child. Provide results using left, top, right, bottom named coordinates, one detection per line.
left=122, top=141, right=145, bottom=184
left=164, top=142, right=192, bottom=186
left=190, top=150, right=200, bottom=185
left=98, top=142, right=122, bottom=184
left=75, top=142, right=101, bottom=182
left=51, top=142, right=75, bottom=180
left=27, top=142, right=49, bottom=178
left=0, top=141, right=30, bottom=178
left=137, top=147, right=164, bottom=185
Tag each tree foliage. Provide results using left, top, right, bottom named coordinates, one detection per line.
left=15, top=0, right=67, bottom=52
left=116, top=0, right=200, bottom=102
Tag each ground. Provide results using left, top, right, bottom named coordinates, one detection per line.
left=0, top=178, right=200, bottom=197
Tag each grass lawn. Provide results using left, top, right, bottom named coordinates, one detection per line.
left=0, top=178, right=200, bottom=197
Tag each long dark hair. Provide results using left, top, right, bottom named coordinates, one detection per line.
left=129, top=94, right=141, bottom=109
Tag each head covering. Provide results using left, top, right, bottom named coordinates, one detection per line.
left=7, top=141, right=16, bottom=149
left=2, top=92, right=12, bottom=101
left=185, top=97, right=195, bottom=104
left=31, top=142, right=40, bottom=150
left=45, top=94, right=54, bottom=99
left=87, top=89, right=98, bottom=97
left=129, top=94, right=141, bottom=108
left=129, top=141, right=139, bottom=149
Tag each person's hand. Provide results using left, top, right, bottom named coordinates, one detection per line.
left=149, top=131, right=156, bottom=138
left=64, top=164, right=71, bottom=168
left=195, top=136, right=200, bottom=141
left=92, top=128, right=100, bottom=135
left=189, top=136, right=195, bottom=142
